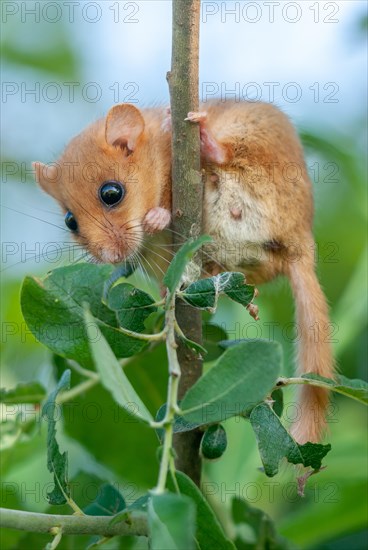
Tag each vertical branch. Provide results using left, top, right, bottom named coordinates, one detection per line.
left=167, top=0, right=203, bottom=486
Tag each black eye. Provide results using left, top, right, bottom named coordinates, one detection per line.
left=99, top=180, right=125, bottom=207
left=65, top=211, right=78, bottom=231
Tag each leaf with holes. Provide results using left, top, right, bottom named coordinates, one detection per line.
left=42, top=370, right=71, bottom=505
left=250, top=403, right=331, bottom=477
left=179, top=272, right=255, bottom=311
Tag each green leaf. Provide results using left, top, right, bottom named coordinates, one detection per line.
left=232, top=497, right=292, bottom=550
left=42, top=370, right=71, bottom=505
left=176, top=331, right=208, bottom=356
left=221, top=273, right=256, bottom=307
left=297, top=441, right=332, bottom=470
left=84, top=308, right=153, bottom=424
left=180, top=272, right=255, bottom=311
left=2, top=29, right=78, bottom=79
left=180, top=341, right=282, bottom=425
left=163, top=236, right=212, bottom=295
left=0, top=382, right=46, bottom=404
left=148, top=493, right=196, bottom=550
left=84, top=483, right=126, bottom=516
left=168, top=472, right=235, bottom=550
left=301, top=373, right=368, bottom=404
left=200, top=424, right=227, bottom=460
left=249, top=403, right=331, bottom=477
left=110, top=494, right=150, bottom=526
left=202, top=323, right=228, bottom=361
left=271, top=389, right=284, bottom=417
left=102, top=262, right=136, bottom=302
left=21, top=264, right=146, bottom=366
left=107, top=283, right=157, bottom=332
left=180, top=278, right=218, bottom=310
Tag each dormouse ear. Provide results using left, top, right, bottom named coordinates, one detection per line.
left=33, top=162, right=60, bottom=199
left=105, top=104, right=145, bottom=152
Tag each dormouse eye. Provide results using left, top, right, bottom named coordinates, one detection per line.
left=99, top=180, right=125, bottom=207
left=65, top=211, right=78, bottom=231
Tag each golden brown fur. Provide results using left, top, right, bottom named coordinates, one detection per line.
left=34, top=100, right=335, bottom=443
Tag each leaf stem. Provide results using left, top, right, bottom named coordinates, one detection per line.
left=152, top=295, right=181, bottom=494
left=66, top=360, right=99, bottom=380
left=117, top=326, right=166, bottom=342
left=57, top=378, right=99, bottom=405
left=276, top=376, right=366, bottom=404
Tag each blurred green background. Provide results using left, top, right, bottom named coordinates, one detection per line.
left=1, top=1, right=367, bottom=549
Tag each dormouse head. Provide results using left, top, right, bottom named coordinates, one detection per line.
left=34, top=104, right=161, bottom=263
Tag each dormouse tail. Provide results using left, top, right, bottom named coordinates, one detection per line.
left=286, top=247, right=335, bottom=443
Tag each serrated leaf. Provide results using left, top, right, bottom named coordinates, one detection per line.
left=107, top=283, right=157, bottom=332
left=180, top=272, right=255, bottom=311
left=297, top=441, right=332, bottom=470
left=0, top=382, right=46, bottom=404
left=249, top=403, right=331, bottom=477
left=232, top=497, right=292, bottom=550
left=42, top=370, right=71, bottom=505
left=163, top=236, right=212, bottom=294
left=180, top=341, right=282, bottom=425
left=301, top=373, right=368, bottom=404
left=84, top=308, right=153, bottom=424
left=180, top=278, right=218, bottom=310
left=84, top=483, right=126, bottom=516
left=220, top=272, right=255, bottom=306
left=148, top=493, right=196, bottom=550
left=21, top=264, right=146, bottom=367
left=168, top=472, right=236, bottom=550
left=200, top=424, right=227, bottom=460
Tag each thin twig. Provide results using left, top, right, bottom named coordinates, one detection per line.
left=0, top=508, right=148, bottom=537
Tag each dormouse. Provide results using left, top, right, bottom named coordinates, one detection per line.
left=34, top=100, right=335, bottom=443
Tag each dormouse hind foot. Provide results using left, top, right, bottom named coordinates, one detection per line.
left=161, top=107, right=172, bottom=133
left=186, top=111, right=231, bottom=165
left=143, top=207, right=171, bottom=234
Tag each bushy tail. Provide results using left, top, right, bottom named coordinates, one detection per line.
left=287, top=250, right=335, bottom=443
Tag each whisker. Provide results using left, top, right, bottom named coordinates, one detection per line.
left=140, top=243, right=173, bottom=265
left=135, top=250, right=152, bottom=286
left=1, top=204, right=69, bottom=232
left=0, top=244, right=87, bottom=273
left=137, top=247, right=165, bottom=279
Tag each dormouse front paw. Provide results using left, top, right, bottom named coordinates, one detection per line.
left=143, top=207, right=171, bottom=234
